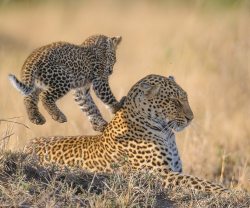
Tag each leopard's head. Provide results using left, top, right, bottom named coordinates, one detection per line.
left=125, top=74, right=194, bottom=132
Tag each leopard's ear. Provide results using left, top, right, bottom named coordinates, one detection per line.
left=140, top=83, right=161, bottom=99
left=111, top=36, right=122, bottom=47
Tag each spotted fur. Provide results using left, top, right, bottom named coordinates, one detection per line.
left=24, top=74, right=228, bottom=194
left=9, top=35, right=124, bottom=132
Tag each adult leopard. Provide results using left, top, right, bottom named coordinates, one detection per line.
left=24, top=74, right=228, bottom=194
left=9, top=34, right=124, bottom=132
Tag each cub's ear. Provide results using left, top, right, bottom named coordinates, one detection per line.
left=140, top=83, right=161, bottom=99
left=168, top=75, right=175, bottom=82
left=111, top=36, right=122, bottom=47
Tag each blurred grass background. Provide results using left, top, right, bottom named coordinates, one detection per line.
left=0, top=0, right=249, bottom=191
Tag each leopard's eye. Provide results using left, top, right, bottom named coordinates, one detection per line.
left=170, top=98, right=182, bottom=106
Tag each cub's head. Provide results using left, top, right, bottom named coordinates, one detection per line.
left=82, top=34, right=122, bottom=74
left=82, top=34, right=122, bottom=49
left=125, top=74, right=194, bottom=132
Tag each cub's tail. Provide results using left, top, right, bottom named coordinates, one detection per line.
left=8, top=74, right=34, bottom=95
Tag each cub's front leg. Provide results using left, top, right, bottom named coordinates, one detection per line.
left=74, top=87, right=108, bottom=132
left=92, top=77, right=126, bottom=114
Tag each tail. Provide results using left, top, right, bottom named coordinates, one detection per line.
left=8, top=74, right=34, bottom=96
left=163, top=172, right=229, bottom=195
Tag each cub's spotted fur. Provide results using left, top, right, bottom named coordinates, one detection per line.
left=25, top=74, right=228, bottom=194
left=9, top=34, right=124, bottom=132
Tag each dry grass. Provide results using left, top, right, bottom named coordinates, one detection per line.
left=0, top=151, right=249, bottom=207
left=0, top=0, right=249, bottom=206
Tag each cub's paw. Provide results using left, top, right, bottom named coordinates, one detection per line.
left=52, top=113, right=67, bottom=123
left=92, top=120, right=108, bottom=132
left=110, top=96, right=126, bottom=114
left=119, top=96, right=127, bottom=106
left=29, top=114, right=46, bottom=125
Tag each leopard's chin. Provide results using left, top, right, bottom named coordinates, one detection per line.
left=173, top=122, right=191, bottom=132
left=168, top=120, right=189, bottom=132
left=172, top=126, right=184, bottom=132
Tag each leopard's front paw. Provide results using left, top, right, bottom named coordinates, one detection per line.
left=110, top=96, right=126, bottom=114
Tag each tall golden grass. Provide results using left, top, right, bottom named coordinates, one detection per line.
left=0, top=1, right=249, bottom=191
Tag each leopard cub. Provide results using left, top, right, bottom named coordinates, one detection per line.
left=9, top=34, right=124, bottom=132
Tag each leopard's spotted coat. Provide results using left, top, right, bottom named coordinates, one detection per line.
left=24, top=74, right=228, bottom=195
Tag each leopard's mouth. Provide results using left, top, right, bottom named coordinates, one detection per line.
left=151, top=117, right=188, bottom=133
left=167, top=119, right=189, bottom=132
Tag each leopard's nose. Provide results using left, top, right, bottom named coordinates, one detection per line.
left=185, top=113, right=194, bottom=122
left=185, top=116, right=192, bottom=123
left=183, top=102, right=194, bottom=122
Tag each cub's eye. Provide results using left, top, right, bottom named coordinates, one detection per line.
left=176, top=100, right=182, bottom=107
left=180, top=96, right=188, bottom=101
